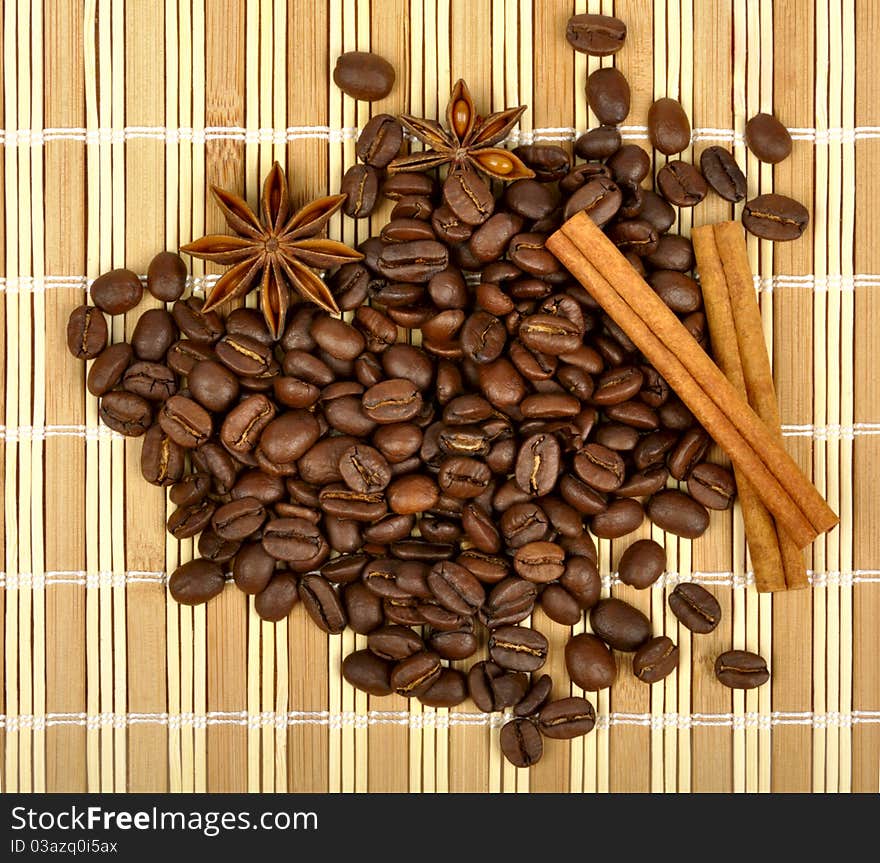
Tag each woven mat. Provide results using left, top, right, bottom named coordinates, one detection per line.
left=2, top=0, right=878, bottom=793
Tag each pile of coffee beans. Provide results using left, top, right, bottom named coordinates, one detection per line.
left=65, top=11, right=775, bottom=769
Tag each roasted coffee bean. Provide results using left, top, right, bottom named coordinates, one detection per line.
left=745, top=112, right=791, bottom=164
left=714, top=650, right=769, bottom=689
left=299, top=575, right=347, bottom=634
left=320, top=554, right=368, bottom=587
left=500, top=718, right=543, bottom=767
left=342, top=649, right=393, bottom=696
left=67, top=305, right=108, bottom=359
left=254, top=574, right=300, bottom=622
left=426, top=560, right=485, bottom=616
left=512, top=144, right=570, bottom=182
left=361, top=378, right=422, bottom=424
left=607, top=144, right=651, bottom=185
left=648, top=97, right=691, bottom=155
left=591, top=497, right=644, bottom=538
left=220, top=394, right=275, bottom=455
left=489, top=625, right=548, bottom=672
left=687, top=462, right=736, bottom=510
left=538, top=697, right=596, bottom=739
left=390, top=651, right=442, bottom=697
left=618, top=539, right=666, bottom=589
left=586, top=66, right=630, bottom=125
left=167, top=340, right=216, bottom=376
left=90, top=268, right=143, bottom=315
left=341, top=164, right=381, bottom=218
left=171, top=297, right=223, bottom=343
left=123, top=361, right=177, bottom=401
left=573, top=443, right=625, bottom=492
left=657, top=160, right=708, bottom=207
left=262, top=518, right=329, bottom=570
left=504, top=179, right=557, bottom=220
left=198, top=530, right=240, bottom=564
left=167, top=499, right=214, bottom=539
left=639, top=189, right=676, bottom=234
left=385, top=473, right=439, bottom=514
left=668, top=582, right=721, bottom=634
left=461, top=502, right=501, bottom=553
left=212, top=497, right=265, bottom=541
left=513, top=674, right=553, bottom=718
left=438, top=456, right=491, bottom=498
left=100, top=391, right=152, bottom=437
left=367, top=624, right=423, bottom=661
left=337, top=444, right=391, bottom=494
left=649, top=270, right=702, bottom=314
left=225, top=308, right=272, bottom=345
left=377, top=239, right=449, bottom=282
left=700, top=146, right=747, bottom=202
left=592, top=365, right=643, bottom=405
left=559, top=475, right=608, bottom=516
left=565, top=633, right=616, bottom=691
left=156, top=395, right=210, bottom=448
left=590, top=598, right=651, bottom=651
left=514, top=433, right=561, bottom=496
left=615, top=466, right=668, bottom=498
left=518, top=314, right=581, bottom=356
left=470, top=212, right=525, bottom=263
left=667, top=428, right=709, bottom=480
left=634, top=636, right=680, bottom=684
left=193, top=442, right=237, bottom=494
left=443, top=169, right=495, bottom=225
left=566, top=12, right=626, bottom=55
left=140, top=424, right=185, bottom=486
left=563, top=177, right=622, bottom=227
left=343, top=582, right=384, bottom=635
left=319, top=484, right=387, bottom=522
left=429, top=626, right=478, bottom=661
left=539, top=584, right=582, bottom=625
left=88, top=342, right=132, bottom=395
left=557, top=556, right=599, bottom=609
left=131, top=308, right=177, bottom=361
left=232, top=470, right=284, bottom=505
left=458, top=550, right=509, bottom=585
left=333, top=50, right=395, bottom=100
left=147, top=251, right=187, bottom=302
left=513, top=541, right=565, bottom=584
left=391, top=195, right=433, bottom=222
left=460, top=310, right=506, bottom=363
left=420, top=668, right=468, bottom=708
left=170, top=473, right=211, bottom=507
left=468, top=660, right=529, bottom=712
left=232, top=542, right=277, bottom=595
left=646, top=235, right=695, bottom=273
left=482, top=576, right=538, bottom=628
left=647, top=489, right=710, bottom=538
left=168, top=558, right=225, bottom=606
left=604, top=400, right=658, bottom=430
left=574, top=125, right=622, bottom=160
left=742, top=193, right=809, bottom=241
left=357, top=114, right=404, bottom=168
left=188, top=360, right=240, bottom=413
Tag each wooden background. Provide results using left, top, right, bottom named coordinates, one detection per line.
left=1, top=0, right=878, bottom=793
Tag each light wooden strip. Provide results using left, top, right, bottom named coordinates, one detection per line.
left=244, top=0, right=258, bottom=196
left=0, top=0, right=5, bottom=796
left=275, top=619, right=288, bottom=792
left=838, top=0, right=856, bottom=792
left=812, top=0, right=829, bottom=794
left=261, top=619, right=274, bottom=791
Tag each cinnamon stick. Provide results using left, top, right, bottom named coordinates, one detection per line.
left=546, top=212, right=838, bottom=549
left=693, top=224, right=799, bottom=592
left=710, top=222, right=809, bottom=590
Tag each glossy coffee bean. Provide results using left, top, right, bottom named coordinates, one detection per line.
left=390, top=651, right=442, bottom=697
left=586, top=67, right=630, bottom=125
left=513, top=674, right=553, bottom=718
left=647, top=489, right=710, bottom=538
left=343, top=582, right=384, bottom=635
left=589, top=598, right=651, bottom=651
left=648, top=97, right=691, bottom=155
left=333, top=51, right=395, bottom=101
left=591, top=498, right=644, bottom=538
left=232, top=541, right=276, bottom=595
left=565, top=633, right=616, bottom=691
left=566, top=13, right=626, bottom=55
left=67, top=305, right=108, bottom=359
left=147, top=251, right=187, bottom=302
left=342, top=649, right=393, bottom=696
left=419, top=668, right=468, bottom=708
left=341, top=164, right=381, bottom=218
left=618, top=539, right=666, bottom=589
left=700, top=146, right=747, bottom=202
left=633, top=636, right=680, bottom=683
left=537, top=697, right=596, bottom=739
left=90, top=268, right=143, bottom=314
left=467, top=660, right=529, bottom=712
left=87, top=342, right=132, bottom=395
left=299, top=575, right=347, bottom=634
left=714, top=650, right=769, bottom=689
left=687, top=462, right=736, bottom=510
left=745, top=112, right=792, bottom=164
left=168, top=558, right=225, bottom=606
left=100, top=391, right=152, bottom=437
left=668, top=582, right=721, bottom=633
left=742, top=193, right=809, bottom=241
left=657, top=160, right=708, bottom=207
left=513, top=541, right=565, bottom=584
left=488, top=625, right=548, bottom=672
left=500, top=718, right=543, bottom=767
left=254, top=574, right=300, bottom=622
left=159, top=395, right=212, bottom=448
left=140, top=424, right=185, bottom=486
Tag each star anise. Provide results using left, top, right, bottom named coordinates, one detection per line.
left=180, top=162, right=363, bottom=339
left=388, top=79, right=535, bottom=182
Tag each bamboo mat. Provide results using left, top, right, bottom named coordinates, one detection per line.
left=1, top=0, right=878, bottom=794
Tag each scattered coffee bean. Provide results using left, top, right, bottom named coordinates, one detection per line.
left=565, top=633, right=616, bottom=691
left=700, top=146, right=747, bottom=202
left=500, top=718, right=543, bottom=767
left=90, top=268, right=143, bottom=315
left=67, top=305, right=108, bottom=359
left=566, top=13, right=626, bottom=55
left=714, top=650, right=770, bottom=689
left=589, top=598, right=651, bottom=651
left=618, top=538, right=666, bottom=589
left=537, top=697, right=596, bottom=739
left=742, top=193, right=809, bottom=241
left=668, top=582, right=721, bottom=634
left=648, top=97, right=691, bottom=155
left=633, top=636, right=679, bottom=683
left=333, top=51, right=395, bottom=101
left=745, top=112, right=792, bottom=164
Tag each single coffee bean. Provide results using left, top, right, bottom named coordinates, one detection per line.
left=639, top=189, right=676, bottom=234
left=563, top=177, right=623, bottom=227
left=560, top=556, right=601, bottom=609
left=482, top=577, right=537, bottom=629
left=172, top=297, right=223, bottom=343
left=700, top=146, right=747, bottom=202
left=167, top=498, right=215, bottom=539
left=443, top=169, right=495, bottom=226
left=467, top=660, right=529, bottom=712
left=198, top=530, right=240, bottom=564
left=513, top=674, right=553, bottom=718
left=616, top=466, right=669, bottom=499
left=619, top=539, right=666, bottom=589
left=687, top=462, right=736, bottom=510
left=366, top=624, right=423, bottom=662
left=337, top=444, right=391, bottom=494
left=140, top=424, right=185, bottom=486
left=262, top=518, right=330, bottom=570
left=87, top=342, right=132, bottom=395
left=592, top=365, right=643, bottom=405
left=590, top=597, right=651, bottom=651
left=131, top=308, right=177, bottom=361
left=188, top=360, right=240, bottom=413
left=714, top=650, right=770, bottom=689
left=159, top=395, right=212, bottom=448
left=667, top=428, right=709, bottom=480
left=420, top=668, right=468, bottom=708
left=426, top=560, right=485, bottom=616
left=607, top=144, right=651, bottom=185
left=668, top=582, right=721, bottom=633
left=586, top=66, right=630, bottom=125
left=470, top=212, right=525, bottom=263
left=429, top=626, right=478, bottom=661
left=514, top=433, right=561, bottom=496
left=512, top=144, right=570, bottom=182
left=648, top=97, right=691, bottom=155
left=460, top=310, right=506, bottom=363
left=461, top=502, right=501, bottom=553
left=319, top=484, right=387, bottom=522
left=646, top=234, right=695, bottom=272
left=356, top=113, right=403, bottom=167
left=362, top=378, right=422, bottom=423
left=657, top=160, right=708, bottom=207
left=224, top=308, right=272, bottom=345
left=122, top=361, right=177, bottom=401
left=220, top=394, right=276, bottom=455
left=745, top=112, right=792, bottom=164
left=513, top=541, right=565, bottom=584
left=232, top=470, right=285, bottom=505
left=254, top=574, right=300, bottom=622
left=591, top=498, right=644, bottom=538
left=438, top=456, right=492, bottom=499
left=168, top=558, right=225, bottom=606
left=90, top=268, right=143, bottom=314
left=488, top=625, right=548, bottom=672
left=504, top=179, right=557, bottom=220
left=633, top=636, right=680, bottom=684
left=167, top=340, right=215, bottom=376
left=566, top=13, right=626, bottom=55
left=232, top=541, right=276, bottom=595
left=343, top=582, right=384, bottom=635
left=100, top=391, right=152, bottom=437
left=647, top=489, right=710, bottom=538
left=67, top=305, right=108, bottom=359
left=537, top=697, right=596, bottom=739
left=518, top=314, right=581, bottom=356
left=559, top=475, right=608, bottom=516
left=341, top=164, right=381, bottom=218
left=742, top=193, right=809, bottom=241
left=386, top=473, right=439, bottom=514
left=390, top=651, right=442, bottom=697
left=539, top=584, right=582, bottom=625
left=573, top=443, right=625, bottom=492
left=565, top=633, right=616, bottom=691
left=649, top=270, right=702, bottom=314
left=500, top=718, right=543, bottom=768
left=193, top=442, right=238, bottom=494
left=211, top=497, right=265, bottom=541
left=333, top=50, right=395, bottom=100
left=574, top=125, right=622, bottom=160
left=299, top=574, right=347, bottom=634
left=147, top=251, right=187, bottom=301
left=342, top=649, right=393, bottom=696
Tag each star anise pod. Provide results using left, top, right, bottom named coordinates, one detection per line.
left=388, top=79, right=535, bottom=182
left=180, top=162, right=363, bottom=339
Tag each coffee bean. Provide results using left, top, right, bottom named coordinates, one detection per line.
left=342, top=649, right=393, bottom=696
left=147, top=251, right=187, bottom=302
left=390, top=651, right=442, bottom=697
left=419, top=668, right=468, bottom=708
left=687, top=462, right=736, bottom=510
left=254, top=574, right=300, bottom=622
left=560, top=556, right=601, bottom=609
left=299, top=575, right=347, bottom=634
left=427, top=560, right=485, bottom=616
left=589, top=598, right=651, bottom=651
left=167, top=340, right=216, bottom=376
left=649, top=271, right=702, bottom=314
left=333, top=51, right=395, bottom=101
left=438, top=456, right=491, bottom=498
left=90, top=268, right=143, bottom=315
left=514, top=433, right=561, bottom=496
left=489, top=625, right=548, bottom=672
left=647, top=489, right=710, bottom=538
left=212, top=497, right=265, bottom=541
left=167, top=499, right=215, bottom=539
left=172, top=297, right=223, bottom=343
left=591, top=498, right=644, bottom=538
left=123, top=361, right=177, bottom=401
left=88, top=342, right=132, bottom=395
left=700, top=146, right=747, bottom=202
left=573, top=443, right=625, bottom=492
left=131, top=308, right=178, bottom=361
left=565, top=633, right=616, bottom=691
left=198, top=530, right=240, bottom=564
left=657, top=160, right=708, bottom=207
left=513, top=674, right=553, bottom=717
left=586, top=67, right=630, bottom=125
left=607, top=144, right=651, bottom=185
left=512, top=145, right=570, bottom=182
left=668, top=582, right=721, bottom=633
left=566, top=13, right=626, bottom=55
left=618, top=539, right=666, bottom=589
left=468, top=660, right=529, bottom=712
left=140, top=424, right=185, bottom=486
left=500, top=718, right=543, bottom=767
left=158, top=395, right=211, bottom=448
left=262, top=518, right=330, bottom=571
left=537, top=584, right=580, bottom=625
left=513, top=541, right=565, bottom=584
left=169, top=558, right=225, bottom=606
left=343, top=582, right=384, bottom=635
left=220, top=394, right=276, bottom=455
left=574, top=125, right=622, bottom=161
left=67, top=305, right=108, bottom=359
left=385, top=473, right=439, bottom=515
left=443, top=169, right=495, bottom=226
left=648, top=97, right=691, bottom=155
left=742, top=193, right=809, bottom=241
left=714, top=650, right=769, bottom=689
left=100, top=391, right=152, bottom=437
left=356, top=113, right=403, bottom=168
left=537, top=697, right=596, bottom=739
left=188, top=360, right=240, bottom=413
left=745, top=113, right=791, bottom=164
left=233, top=541, right=276, bottom=595
left=633, top=636, right=680, bottom=683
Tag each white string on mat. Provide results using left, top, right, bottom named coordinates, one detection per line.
left=1, top=709, right=877, bottom=732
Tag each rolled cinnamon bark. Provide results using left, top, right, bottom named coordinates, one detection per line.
left=547, top=212, right=837, bottom=549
